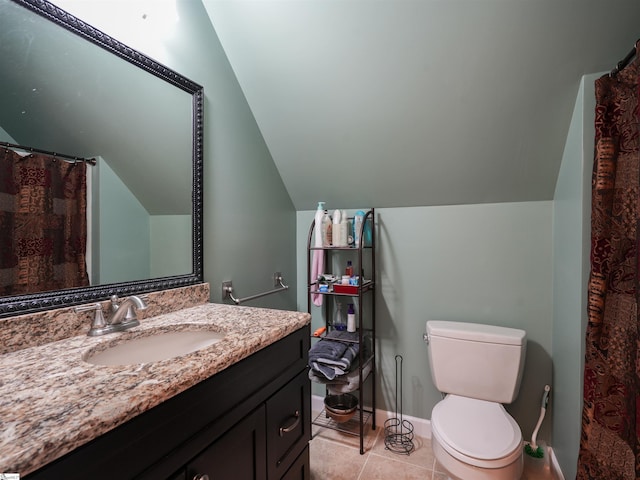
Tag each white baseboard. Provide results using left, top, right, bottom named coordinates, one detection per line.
left=549, top=448, right=565, bottom=480
left=311, top=394, right=565, bottom=479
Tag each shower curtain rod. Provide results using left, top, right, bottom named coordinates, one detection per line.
left=610, top=39, right=639, bottom=77
left=0, top=140, right=96, bottom=165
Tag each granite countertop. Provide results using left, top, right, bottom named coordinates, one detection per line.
left=0, top=303, right=311, bottom=476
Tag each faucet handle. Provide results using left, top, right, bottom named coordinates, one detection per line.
left=75, top=303, right=109, bottom=336
left=110, top=294, right=149, bottom=311
left=91, top=305, right=107, bottom=331
left=110, top=295, right=120, bottom=311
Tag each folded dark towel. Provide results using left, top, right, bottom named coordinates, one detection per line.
left=308, top=357, right=374, bottom=395
left=308, top=337, right=348, bottom=365
left=308, top=331, right=360, bottom=380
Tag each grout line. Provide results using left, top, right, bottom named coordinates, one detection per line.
left=367, top=448, right=435, bottom=475
left=356, top=426, right=381, bottom=480
left=355, top=450, right=371, bottom=480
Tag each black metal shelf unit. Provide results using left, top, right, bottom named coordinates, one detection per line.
left=306, top=208, right=376, bottom=455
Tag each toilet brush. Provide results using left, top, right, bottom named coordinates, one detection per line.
left=524, top=385, right=551, bottom=458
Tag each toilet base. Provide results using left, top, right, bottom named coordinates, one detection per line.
left=432, top=434, right=523, bottom=480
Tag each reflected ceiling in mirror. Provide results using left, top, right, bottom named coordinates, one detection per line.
left=0, top=0, right=203, bottom=317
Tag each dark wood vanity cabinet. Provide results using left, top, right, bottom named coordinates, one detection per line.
left=25, top=325, right=311, bottom=480
left=184, top=369, right=310, bottom=480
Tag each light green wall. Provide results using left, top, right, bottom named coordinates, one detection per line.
left=0, top=126, right=13, bottom=142
left=552, top=73, right=597, bottom=479
left=92, top=164, right=193, bottom=285
left=168, top=1, right=297, bottom=308
left=297, top=202, right=553, bottom=441
left=150, top=215, right=191, bottom=278
left=95, top=159, right=150, bottom=284
left=66, top=0, right=299, bottom=309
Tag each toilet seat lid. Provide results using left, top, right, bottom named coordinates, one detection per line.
left=431, top=395, right=522, bottom=461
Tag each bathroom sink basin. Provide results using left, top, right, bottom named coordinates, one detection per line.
left=84, top=330, right=226, bottom=366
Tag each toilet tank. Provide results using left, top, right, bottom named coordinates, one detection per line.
left=426, top=321, right=527, bottom=404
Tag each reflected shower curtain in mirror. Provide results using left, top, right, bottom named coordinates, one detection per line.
left=0, top=148, right=89, bottom=295
left=577, top=59, right=640, bottom=479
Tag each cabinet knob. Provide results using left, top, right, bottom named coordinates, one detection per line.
left=193, top=475, right=210, bottom=480
left=279, top=410, right=301, bottom=437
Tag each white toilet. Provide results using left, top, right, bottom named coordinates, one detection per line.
left=425, top=320, right=527, bottom=480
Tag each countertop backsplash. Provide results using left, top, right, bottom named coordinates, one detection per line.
left=0, top=283, right=211, bottom=355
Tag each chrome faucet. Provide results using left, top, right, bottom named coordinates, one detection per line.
left=108, top=295, right=148, bottom=328
left=75, top=295, right=148, bottom=336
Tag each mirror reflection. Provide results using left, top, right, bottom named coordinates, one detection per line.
left=0, top=0, right=203, bottom=315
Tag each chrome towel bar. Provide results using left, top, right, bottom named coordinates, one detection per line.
left=222, top=272, right=289, bottom=305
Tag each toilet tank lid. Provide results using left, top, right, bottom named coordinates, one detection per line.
left=427, top=321, right=526, bottom=346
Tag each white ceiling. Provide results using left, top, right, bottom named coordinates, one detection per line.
left=202, top=0, right=640, bottom=210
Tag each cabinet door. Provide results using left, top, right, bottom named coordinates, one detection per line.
left=266, top=370, right=311, bottom=479
left=186, top=406, right=267, bottom=480
left=166, top=469, right=186, bottom=480
left=280, top=446, right=310, bottom=480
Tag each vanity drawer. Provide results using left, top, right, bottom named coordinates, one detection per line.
left=280, top=445, right=310, bottom=480
left=266, top=369, right=311, bottom=480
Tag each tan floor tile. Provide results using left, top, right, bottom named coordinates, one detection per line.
left=371, top=428, right=437, bottom=470
left=309, top=436, right=367, bottom=480
left=435, top=457, right=556, bottom=480
left=309, top=426, right=557, bottom=480
left=431, top=471, right=450, bottom=480
left=359, top=453, right=432, bottom=480
left=433, top=459, right=448, bottom=477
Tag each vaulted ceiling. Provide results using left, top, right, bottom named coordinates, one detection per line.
left=202, top=0, right=640, bottom=210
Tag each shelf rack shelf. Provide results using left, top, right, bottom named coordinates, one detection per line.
left=311, top=408, right=374, bottom=436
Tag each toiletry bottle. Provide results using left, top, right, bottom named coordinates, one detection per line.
left=354, top=210, right=365, bottom=247
left=332, top=209, right=342, bottom=246
left=339, top=210, right=348, bottom=247
left=345, top=260, right=354, bottom=277
left=314, top=202, right=325, bottom=247
left=334, top=301, right=346, bottom=330
left=321, top=210, right=332, bottom=247
left=347, top=304, right=356, bottom=332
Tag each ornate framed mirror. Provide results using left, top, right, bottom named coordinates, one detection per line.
left=0, top=0, right=204, bottom=317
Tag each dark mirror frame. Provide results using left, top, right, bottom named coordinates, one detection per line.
left=0, top=0, right=204, bottom=318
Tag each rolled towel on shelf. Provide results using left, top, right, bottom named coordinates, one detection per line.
left=311, top=344, right=359, bottom=380
left=308, top=357, right=374, bottom=394
left=308, top=331, right=360, bottom=380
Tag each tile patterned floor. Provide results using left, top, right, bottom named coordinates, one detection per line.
left=309, top=413, right=556, bottom=480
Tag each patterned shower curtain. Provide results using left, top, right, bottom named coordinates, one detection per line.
left=0, top=147, right=89, bottom=295
left=577, top=59, right=640, bottom=479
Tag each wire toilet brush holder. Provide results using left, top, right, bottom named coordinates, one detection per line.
left=384, top=355, right=415, bottom=454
